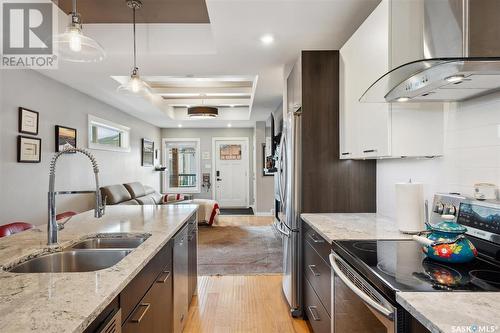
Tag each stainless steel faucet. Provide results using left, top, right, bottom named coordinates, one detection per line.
left=48, top=147, right=105, bottom=245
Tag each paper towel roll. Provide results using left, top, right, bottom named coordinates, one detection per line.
left=396, top=182, right=424, bottom=233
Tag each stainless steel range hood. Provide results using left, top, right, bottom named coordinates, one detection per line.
left=361, top=0, right=500, bottom=103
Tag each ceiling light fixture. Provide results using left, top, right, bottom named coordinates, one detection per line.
left=396, top=97, right=410, bottom=102
left=260, top=34, right=274, bottom=45
left=117, top=0, right=151, bottom=96
left=445, top=75, right=466, bottom=83
left=55, top=0, right=105, bottom=62
left=227, top=123, right=232, bottom=128
left=187, top=106, right=218, bottom=119
left=177, top=124, right=183, bottom=128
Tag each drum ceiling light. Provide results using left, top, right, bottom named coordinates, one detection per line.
left=187, top=106, right=218, bottom=119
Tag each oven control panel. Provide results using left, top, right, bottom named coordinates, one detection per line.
left=432, top=193, right=500, bottom=244
left=458, top=201, right=500, bottom=242
left=430, top=193, right=466, bottom=224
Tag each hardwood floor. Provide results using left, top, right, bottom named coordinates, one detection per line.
left=184, top=275, right=311, bottom=333
left=216, top=215, right=274, bottom=227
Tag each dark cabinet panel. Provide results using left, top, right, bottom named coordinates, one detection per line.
left=303, top=240, right=331, bottom=315
left=300, top=50, right=376, bottom=214
left=304, top=277, right=331, bottom=333
left=153, top=270, right=173, bottom=333
left=122, top=291, right=155, bottom=333
left=122, top=249, right=173, bottom=333
left=173, top=224, right=189, bottom=333
left=303, top=223, right=330, bottom=263
left=302, top=220, right=332, bottom=332
left=121, top=241, right=172, bottom=323
left=188, top=222, right=198, bottom=303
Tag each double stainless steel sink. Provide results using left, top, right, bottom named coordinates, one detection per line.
left=9, top=235, right=149, bottom=274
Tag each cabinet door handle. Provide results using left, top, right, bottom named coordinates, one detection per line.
left=362, top=149, right=378, bottom=153
left=308, top=233, right=324, bottom=244
left=131, top=303, right=151, bottom=323
left=156, top=271, right=171, bottom=283
left=341, top=152, right=351, bottom=156
left=308, top=265, right=320, bottom=277
left=307, top=306, right=321, bottom=321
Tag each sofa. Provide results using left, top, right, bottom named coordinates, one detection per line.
left=100, top=182, right=192, bottom=206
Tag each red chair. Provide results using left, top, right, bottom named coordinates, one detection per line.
left=56, top=211, right=77, bottom=221
left=0, top=222, right=34, bottom=238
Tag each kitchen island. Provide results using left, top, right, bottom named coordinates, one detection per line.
left=301, top=213, right=500, bottom=333
left=0, top=204, right=198, bottom=333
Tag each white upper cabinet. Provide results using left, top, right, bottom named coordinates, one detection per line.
left=339, top=0, right=444, bottom=159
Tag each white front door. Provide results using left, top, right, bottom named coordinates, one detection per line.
left=214, top=139, right=249, bottom=207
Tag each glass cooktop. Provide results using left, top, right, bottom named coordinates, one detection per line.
left=332, top=239, right=500, bottom=296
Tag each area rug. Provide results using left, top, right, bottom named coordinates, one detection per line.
left=219, top=207, right=254, bottom=215
left=198, top=225, right=283, bottom=275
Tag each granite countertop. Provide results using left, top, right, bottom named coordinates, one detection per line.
left=0, top=204, right=198, bottom=333
left=300, top=213, right=500, bottom=333
left=300, top=213, right=412, bottom=243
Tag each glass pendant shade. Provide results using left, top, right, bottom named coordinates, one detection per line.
left=117, top=0, right=150, bottom=97
left=117, top=68, right=151, bottom=96
left=55, top=12, right=105, bottom=63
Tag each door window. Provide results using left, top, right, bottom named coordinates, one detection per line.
left=219, top=144, right=241, bottom=160
left=164, top=139, right=200, bottom=193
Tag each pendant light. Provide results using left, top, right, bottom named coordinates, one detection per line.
left=117, top=0, right=151, bottom=96
left=188, top=106, right=219, bottom=119
left=55, top=0, right=105, bottom=62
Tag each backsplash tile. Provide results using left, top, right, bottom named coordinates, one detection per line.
left=377, top=91, right=500, bottom=218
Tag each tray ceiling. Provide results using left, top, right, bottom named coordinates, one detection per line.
left=53, top=0, right=210, bottom=24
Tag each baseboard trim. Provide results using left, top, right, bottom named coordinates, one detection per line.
left=254, top=212, right=273, bottom=216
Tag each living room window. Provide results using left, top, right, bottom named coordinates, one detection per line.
left=88, top=115, right=131, bottom=152
left=163, top=138, right=201, bottom=193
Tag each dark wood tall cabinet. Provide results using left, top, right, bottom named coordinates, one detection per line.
left=289, top=50, right=376, bottom=213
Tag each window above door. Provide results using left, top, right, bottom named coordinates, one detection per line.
left=163, top=138, right=201, bottom=194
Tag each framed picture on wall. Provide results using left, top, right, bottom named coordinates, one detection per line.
left=262, top=143, right=274, bottom=176
left=18, top=136, right=41, bottom=163
left=55, top=126, right=77, bottom=153
left=18, top=107, right=39, bottom=135
left=142, top=138, right=154, bottom=167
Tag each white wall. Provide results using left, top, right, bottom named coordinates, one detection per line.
left=0, top=70, right=161, bottom=226
left=161, top=127, right=255, bottom=203
left=377, top=93, right=500, bottom=218
left=254, top=121, right=275, bottom=214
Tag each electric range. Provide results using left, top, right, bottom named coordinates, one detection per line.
left=329, top=194, right=500, bottom=332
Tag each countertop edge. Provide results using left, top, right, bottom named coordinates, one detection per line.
left=300, top=213, right=335, bottom=243
left=75, top=207, right=197, bottom=333
left=396, top=294, right=442, bottom=333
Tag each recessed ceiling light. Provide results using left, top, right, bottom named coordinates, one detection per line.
left=445, top=75, right=465, bottom=83
left=396, top=97, right=410, bottom=102
left=227, top=123, right=232, bottom=128
left=260, top=34, right=274, bottom=45
left=177, top=124, right=182, bottom=128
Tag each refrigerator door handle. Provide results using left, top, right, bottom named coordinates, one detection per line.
left=278, top=133, right=288, bottom=208
left=276, top=221, right=291, bottom=237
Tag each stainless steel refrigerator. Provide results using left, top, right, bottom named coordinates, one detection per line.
left=274, top=106, right=302, bottom=317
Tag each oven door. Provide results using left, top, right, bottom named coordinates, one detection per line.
left=330, top=252, right=397, bottom=333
